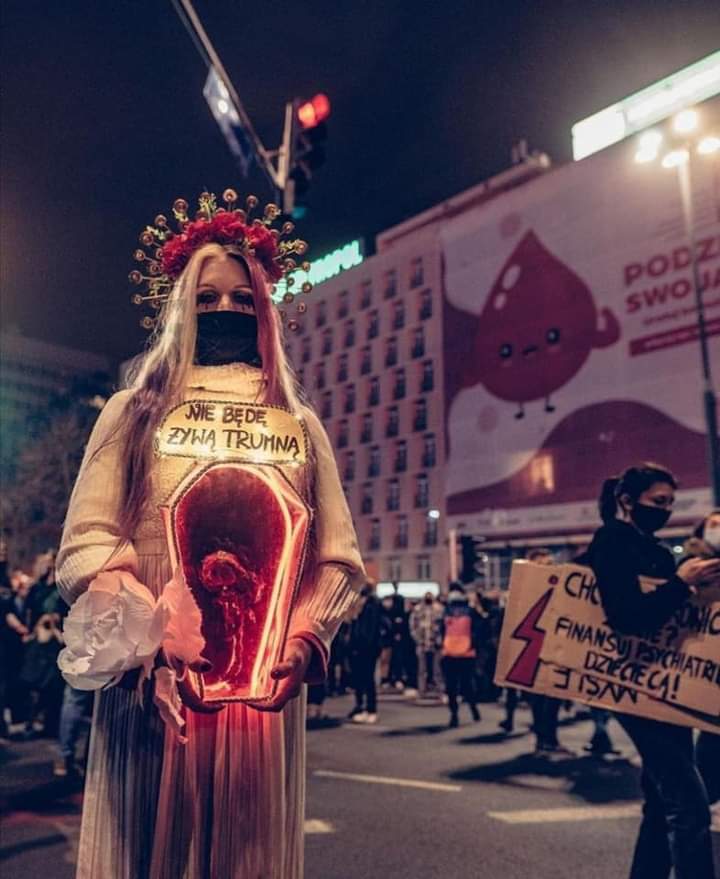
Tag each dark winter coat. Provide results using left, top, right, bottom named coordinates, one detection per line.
left=584, top=519, right=689, bottom=636
left=349, top=593, right=383, bottom=656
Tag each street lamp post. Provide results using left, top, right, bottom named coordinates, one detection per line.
left=635, top=110, right=720, bottom=505
left=675, top=151, right=720, bottom=506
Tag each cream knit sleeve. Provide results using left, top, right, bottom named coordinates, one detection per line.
left=56, top=390, right=139, bottom=605
left=287, top=407, right=365, bottom=670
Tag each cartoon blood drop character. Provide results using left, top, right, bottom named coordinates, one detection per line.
left=474, top=230, right=620, bottom=417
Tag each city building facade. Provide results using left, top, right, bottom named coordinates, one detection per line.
left=286, top=160, right=550, bottom=588
left=0, top=330, right=111, bottom=480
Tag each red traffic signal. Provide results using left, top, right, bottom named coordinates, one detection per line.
left=297, top=93, right=331, bottom=130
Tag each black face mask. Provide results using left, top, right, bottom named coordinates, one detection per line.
left=195, top=311, right=260, bottom=366
left=631, top=502, right=671, bottom=534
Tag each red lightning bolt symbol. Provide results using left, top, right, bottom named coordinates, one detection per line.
left=505, top=588, right=553, bottom=687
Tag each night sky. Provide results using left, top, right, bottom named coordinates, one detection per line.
left=2, top=0, right=719, bottom=366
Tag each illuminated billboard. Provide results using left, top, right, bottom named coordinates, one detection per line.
left=572, top=51, right=720, bottom=161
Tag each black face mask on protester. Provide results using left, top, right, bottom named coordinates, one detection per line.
left=195, top=311, right=260, bottom=366
left=631, top=502, right=672, bottom=534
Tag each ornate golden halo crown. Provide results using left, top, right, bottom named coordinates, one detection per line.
left=129, top=189, right=312, bottom=330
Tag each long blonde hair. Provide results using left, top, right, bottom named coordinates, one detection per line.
left=119, top=243, right=304, bottom=537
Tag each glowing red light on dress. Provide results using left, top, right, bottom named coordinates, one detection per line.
left=163, top=462, right=310, bottom=704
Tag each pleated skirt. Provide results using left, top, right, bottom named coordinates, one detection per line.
left=74, top=551, right=307, bottom=879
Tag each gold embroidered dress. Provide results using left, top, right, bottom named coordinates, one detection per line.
left=57, top=363, right=364, bottom=879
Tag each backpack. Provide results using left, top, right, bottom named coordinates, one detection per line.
left=442, top=613, right=475, bottom=658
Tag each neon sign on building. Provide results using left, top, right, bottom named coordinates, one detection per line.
left=273, top=239, right=364, bottom=302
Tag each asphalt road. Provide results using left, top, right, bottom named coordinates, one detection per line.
left=2, top=693, right=719, bottom=879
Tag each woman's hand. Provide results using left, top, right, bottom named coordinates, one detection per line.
left=677, top=557, right=720, bottom=588
left=163, top=651, right=224, bottom=715
left=247, top=637, right=313, bottom=714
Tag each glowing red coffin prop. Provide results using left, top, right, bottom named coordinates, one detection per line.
left=162, top=462, right=310, bottom=704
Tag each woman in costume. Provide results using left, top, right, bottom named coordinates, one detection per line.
left=585, top=463, right=719, bottom=879
left=56, top=191, right=364, bottom=879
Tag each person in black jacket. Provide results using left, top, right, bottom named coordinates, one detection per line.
left=348, top=582, right=383, bottom=724
left=439, top=584, right=482, bottom=728
left=585, top=463, right=720, bottom=879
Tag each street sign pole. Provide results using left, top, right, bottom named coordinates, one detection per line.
left=172, top=0, right=279, bottom=193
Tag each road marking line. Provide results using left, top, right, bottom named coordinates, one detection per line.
left=488, top=804, right=642, bottom=824
left=314, top=769, right=461, bottom=792
left=304, top=819, right=334, bottom=834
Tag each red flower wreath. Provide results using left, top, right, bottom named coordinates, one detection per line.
left=161, top=213, right=284, bottom=283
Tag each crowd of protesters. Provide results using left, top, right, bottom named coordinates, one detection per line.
left=2, top=499, right=719, bottom=860
left=0, top=544, right=91, bottom=778
left=313, top=499, right=720, bottom=852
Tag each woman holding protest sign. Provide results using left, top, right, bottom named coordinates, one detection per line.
left=585, top=463, right=720, bottom=879
left=681, top=509, right=720, bottom=830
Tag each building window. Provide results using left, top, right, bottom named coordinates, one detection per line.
left=422, top=433, right=437, bottom=468
left=388, top=556, right=402, bottom=582
left=316, top=300, right=327, bottom=328
left=368, top=376, right=380, bottom=407
left=420, top=359, right=434, bottom=392
left=384, top=269, right=397, bottom=300
left=415, top=472, right=429, bottom=508
left=315, top=362, right=326, bottom=390
left=416, top=554, right=432, bottom=580
left=337, top=419, right=349, bottom=449
left=395, top=514, right=409, bottom=549
left=419, top=288, right=433, bottom=320
left=423, top=517, right=438, bottom=547
left=413, top=398, right=428, bottom=431
left=321, top=391, right=332, bottom=420
left=386, top=404, right=399, bottom=438
left=360, top=280, right=373, bottom=310
left=361, top=482, right=373, bottom=515
left=301, top=336, right=312, bottom=364
left=322, top=328, right=333, bottom=356
left=360, top=412, right=373, bottom=444
left=369, top=518, right=381, bottom=551
left=344, top=319, right=356, bottom=348
left=392, top=299, right=405, bottom=330
left=360, top=345, right=372, bottom=376
left=367, top=309, right=380, bottom=340
left=338, top=290, right=350, bottom=319
left=344, top=384, right=356, bottom=414
left=393, top=367, right=406, bottom=400
left=368, top=444, right=381, bottom=477
left=410, top=257, right=424, bottom=289
left=385, top=336, right=398, bottom=368
left=386, top=478, right=400, bottom=512
left=343, top=450, right=356, bottom=482
left=337, top=353, right=348, bottom=383
left=411, top=326, right=425, bottom=358
left=394, top=439, right=407, bottom=473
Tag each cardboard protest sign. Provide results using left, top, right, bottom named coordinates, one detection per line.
left=495, top=561, right=720, bottom=734
left=156, top=399, right=308, bottom=465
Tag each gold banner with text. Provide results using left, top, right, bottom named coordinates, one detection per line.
left=155, top=399, right=307, bottom=466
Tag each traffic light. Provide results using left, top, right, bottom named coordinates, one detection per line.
left=285, top=93, right=331, bottom=217
left=459, top=535, right=485, bottom=584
